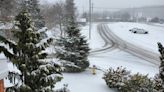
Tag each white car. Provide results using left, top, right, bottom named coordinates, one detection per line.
left=129, top=28, right=148, bottom=34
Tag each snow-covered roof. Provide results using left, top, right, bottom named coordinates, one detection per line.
left=0, top=59, right=8, bottom=80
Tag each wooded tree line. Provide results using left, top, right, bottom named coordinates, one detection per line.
left=0, top=0, right=21, bottom=21
left=40, top=0, right=77, bottom=28
left=0, top=0, right=77, bottom=29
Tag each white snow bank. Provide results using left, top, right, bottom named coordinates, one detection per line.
left=55, top=70, right=115, bottom=92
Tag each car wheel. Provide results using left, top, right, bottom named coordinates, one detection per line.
left=145, top=32, right=148, bottom=34
left=134, top=31, right=137, bottom=33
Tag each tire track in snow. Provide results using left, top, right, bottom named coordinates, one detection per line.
left=90, top=24, right=118, bottom=55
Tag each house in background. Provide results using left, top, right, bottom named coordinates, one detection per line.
left=0, top=54, right=8, bottom=92
left=77, top=18, right=87, bottom=26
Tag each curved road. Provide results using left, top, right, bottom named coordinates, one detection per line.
left=89, top=24, right=118, bottom=55
left=91, top=23, right=160, bottom=65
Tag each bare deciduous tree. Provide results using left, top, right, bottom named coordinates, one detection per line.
left=0, top=0, right=18, bottom=21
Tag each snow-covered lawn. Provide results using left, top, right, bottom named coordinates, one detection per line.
left=55, top=23, right=159, bottom=92
left=1, top=22, right=159, bottom=92
left=108, top=22, right=164, bottom=54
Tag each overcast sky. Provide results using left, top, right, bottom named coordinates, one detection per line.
left=40, top=0, right=164, bottom=12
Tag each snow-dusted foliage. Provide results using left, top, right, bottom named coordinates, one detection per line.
left=103, top=67, right=158, bottom=92
left=55, top=0, right=89, bottom=72
left=0, top=11, right=62, bottom=92
left=153, top=74, right=164, bottom=92
left=103, top=67, right=130, bottom=89
left=55, top=20, right=90, bottom=72
left=156, top=42, right=164, bottom=92
left=158, top=43, right=164, bottom=81
left=120, top=73, right=155, bottom=92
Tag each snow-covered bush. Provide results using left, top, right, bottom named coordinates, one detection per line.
left=153, top=74, right=164, bottom=92
left=103, top=43, right=164, bottom=92
left=103, top=67, right=157, bottom=92
left=103, top=67, right=130, bottom=89
left=120, top=73, right=155, bottom=92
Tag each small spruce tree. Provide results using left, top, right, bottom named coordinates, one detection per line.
left=0, top=11, right=62, bottom=92
left=55, top=18, right=90, bottom=72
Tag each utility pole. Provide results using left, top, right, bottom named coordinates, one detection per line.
left=92, top=3, right=94, bottom=22
left=89, top=0, right=91, bottom=39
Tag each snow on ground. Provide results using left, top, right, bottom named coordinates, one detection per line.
left=90, top=49, right=158, bottom=76
left=54, top=70, right=115, bottom=92
left=108, top=22, right=164, bottom=54
left=80, top=23, right=105, bottom=50
left=1, top=22, right=159, bottom=92
left=55, top=23, right=159, bottom=92
left=149, top=23, right=164, bottom=27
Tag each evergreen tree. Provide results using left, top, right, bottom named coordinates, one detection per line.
left=55, top=18, right=90, bottom=72
left=156, top=42, right=164, bottom=91
left=55, top=0, right=90, bottom=72
left=0, top=11, right=62, bottom=92
left=158, top=42, right=164, bottom=81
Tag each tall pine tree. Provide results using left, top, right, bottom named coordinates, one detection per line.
left=55, top=16, right=90, bottom=72
left=0, top=11, right=62, bottom=92
left=55, top=0, right=90, bottom=72
left=156, top=42, right=164, bottom=91
left=158, top=43, right=164, bottom=81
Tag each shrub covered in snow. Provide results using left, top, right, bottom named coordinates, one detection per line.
left=153, top=74, right=164, bottom=92
left=120, top=73, right=155, bottom=92
left=103, top=67, right=157, bottom=92
left=103, top=67, right=130, bottom=89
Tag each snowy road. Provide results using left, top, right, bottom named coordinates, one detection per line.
left=91, top=23, right=159, bottom=65
left=90, top=24, right=117, bottom=55
left=99, top=24, right=160, bottom=65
